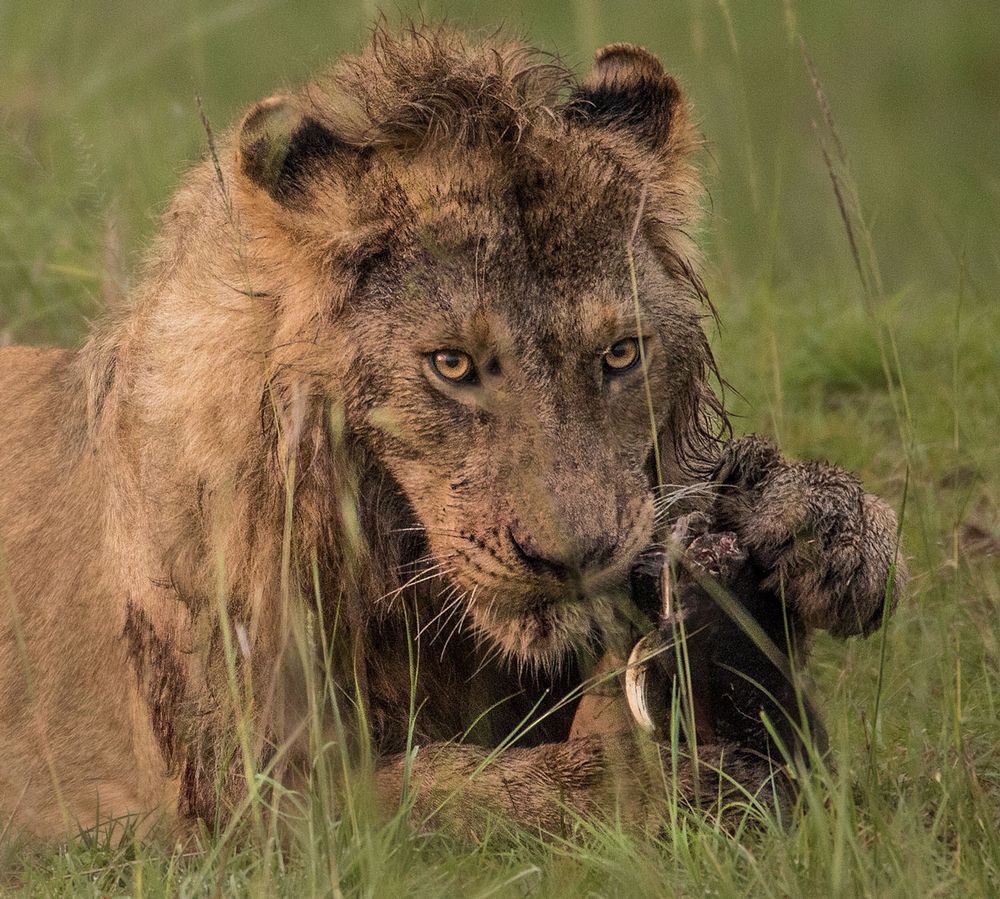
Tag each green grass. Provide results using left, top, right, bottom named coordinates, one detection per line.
left=2, top=0, right=999, bottom=895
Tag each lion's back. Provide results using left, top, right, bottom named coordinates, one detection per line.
left=0, top=346, right=84, bottom=535
left=0, top=345, right=157, bottom=838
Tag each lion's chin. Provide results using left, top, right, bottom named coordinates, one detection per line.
left=468, top=593, right=624, bottom=673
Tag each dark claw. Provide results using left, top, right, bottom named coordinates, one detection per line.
left=629, top=547, right=669, bottom=620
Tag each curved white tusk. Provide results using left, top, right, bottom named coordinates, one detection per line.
left=625, top=633, right=658, bottom=733
left=626, top=553, right=675, bottom=732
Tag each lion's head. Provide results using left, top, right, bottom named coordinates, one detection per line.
left=220, top=29, right=723, bottom=668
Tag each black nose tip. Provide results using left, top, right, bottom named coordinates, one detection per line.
left=507, top=529, right=613, bottom=581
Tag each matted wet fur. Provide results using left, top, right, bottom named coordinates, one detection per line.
left=0, top=26, right=905, bottom=840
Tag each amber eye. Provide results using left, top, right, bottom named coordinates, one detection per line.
left=429, top=349, right=477, bottom=383
left=602, top=338, right=641, bottom=374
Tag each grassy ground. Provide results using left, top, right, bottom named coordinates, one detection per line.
left=2, top=1, right=999, bottom=895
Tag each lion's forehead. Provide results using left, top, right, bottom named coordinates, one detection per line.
left=380, top=189, right=647, bottom=330
left=344, top=135, right=669, bottom=365
left=381, top=261, right=640, bottom=358
left=373, top=134, right=644, bottom=276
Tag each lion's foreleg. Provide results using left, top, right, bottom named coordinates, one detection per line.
left=375, top=734, right=786, bottom=839
left=375, top=737, right=608, bottom=838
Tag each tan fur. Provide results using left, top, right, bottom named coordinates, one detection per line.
left=0, top=28, right=902, bottom=840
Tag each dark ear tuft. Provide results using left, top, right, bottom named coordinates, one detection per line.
left=564, top=43, right=681, bottom=151
left=238, top=96, right=344, bottom=204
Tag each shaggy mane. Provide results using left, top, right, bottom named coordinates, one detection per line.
left=310, top=25, right=573, bottom=150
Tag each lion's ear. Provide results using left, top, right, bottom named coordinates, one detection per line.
left=565, top=44, right=684, bottom=153
left=236, top=95, right=343, bottom=205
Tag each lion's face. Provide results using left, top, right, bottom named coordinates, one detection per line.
left=336, top=154, right=702, bottom=667
left=235, top=36, right=714, bottom=667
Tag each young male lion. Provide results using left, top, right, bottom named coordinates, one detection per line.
left=0, top=27, right=904, bottom=840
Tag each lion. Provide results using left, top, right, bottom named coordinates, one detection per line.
left=0, top=27, right=905, bottom=841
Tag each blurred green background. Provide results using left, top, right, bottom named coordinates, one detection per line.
left=2, top=0, right=998, bottom=341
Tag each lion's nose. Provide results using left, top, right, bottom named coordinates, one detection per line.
left=507, top=528, right=614, bottom=581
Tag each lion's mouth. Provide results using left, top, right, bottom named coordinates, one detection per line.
left=461, top=582, right=626, bottom=669
left=415, top=505, right=653, bottom=665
